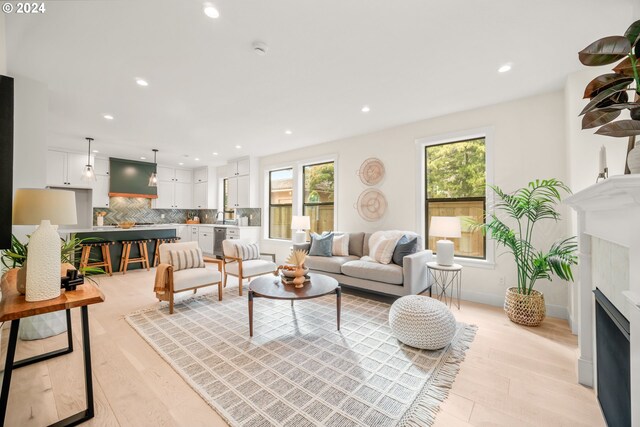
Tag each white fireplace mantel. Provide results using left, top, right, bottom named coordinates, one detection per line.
left=565, top=175, right=640, bottom=426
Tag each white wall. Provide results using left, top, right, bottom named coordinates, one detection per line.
left=259, top=91, right=572, bottom=318
left=0, top=13, right=6, bottom=74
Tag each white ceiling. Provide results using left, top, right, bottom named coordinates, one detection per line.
left=5, top=0, right=635, bottom=167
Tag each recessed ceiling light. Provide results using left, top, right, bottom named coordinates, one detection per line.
left=498, top=64, right=512, bottom=73
left=179, top=162, right=184, bottom=166
left=203, top=3, right=220, bottom=18
left=92, top=150, right=99, bottom=153
left=140, top=156, right=147, bottom=160
left=136, top=78, right=149, bottom=87
left=195, top=158, right=200, bottom=161
left=285, top=129, right=293, bottom=135
left=103, top=114, right=114, bottom=120
left=361, top=105, right=370, bottom=113
left=212, top=152, right=218, bottom=156
left=252, top=41, right=269, bottom=56
left=235, top=145, right=242, bottom=149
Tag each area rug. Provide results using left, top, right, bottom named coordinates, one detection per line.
left=126, top=291, right=476, bottom=427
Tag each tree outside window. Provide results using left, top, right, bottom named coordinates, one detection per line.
left=425, top=138, right=486, bottom=259
left=269, top=169, right=293, bottom=239
left=303, top=162, right=334, bottom=235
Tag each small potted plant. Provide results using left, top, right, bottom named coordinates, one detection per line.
left=475, top=179, right=578, bottom=326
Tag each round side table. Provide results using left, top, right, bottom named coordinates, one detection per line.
left=426, top=261, right=462, bottom=309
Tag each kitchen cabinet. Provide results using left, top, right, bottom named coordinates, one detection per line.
left=190, top=226, right=199, bottom=242
left=94, top=158, right=109, bottom=176
left=198, top=226, right=214, bottom=255
left=176, top=225, right=190, bottom=242
left=156, top=181, right=192, bottom=209
left=226, top=175, right=250, bottom=208
left=194, top=167, right=208, bottom=183
left=92, top=175, right=110, bottom=208
left=158, top=166, right=192, bottom=183
left=224, top=157, right=250, bottom=178
left=46, top=150, right=94, bottom=187
left=193, top=182, right=207, bottom=209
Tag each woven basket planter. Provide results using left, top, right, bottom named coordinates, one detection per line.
left=504, top=287, right=546, bottom=326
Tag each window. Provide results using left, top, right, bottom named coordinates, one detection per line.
left=269, top=168, right=293, bottom=239
left=425, top=138, right=486, bottom=259
left=303, top=161, right=334, bottom=235
left=222, top=178, right=234, bottom=220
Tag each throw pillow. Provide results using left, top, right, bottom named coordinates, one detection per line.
left=236, top=242, right=260, bottom=260
left=369, top=236, right=400, bottom=264
left=392, top=235, right=418, bottom=266
left=309, top=232, right=334, bottom=257
left=332, top=233, right=349, bottom=256
left=168, top=247, right=205, bottom=271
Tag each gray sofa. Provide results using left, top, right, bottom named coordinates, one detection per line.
left=294, top=231, right=433, bottom=297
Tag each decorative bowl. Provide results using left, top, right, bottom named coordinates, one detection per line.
left=281, top=266, right=309, bottom=278
left=118, top=221, right=136, bottom=229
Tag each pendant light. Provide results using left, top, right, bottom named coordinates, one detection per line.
left=81, top=137, right=96, bottom=182
left=148, top=149, right=159, bottom=187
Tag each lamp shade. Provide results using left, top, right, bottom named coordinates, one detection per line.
left=13, top=189, right=78, bottom=225
left=291, top=215, right=311, bottom=230
left=429, top=216, right=462, bottom=239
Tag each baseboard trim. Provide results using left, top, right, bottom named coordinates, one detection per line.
left=462, top=290, right=569, bottom=320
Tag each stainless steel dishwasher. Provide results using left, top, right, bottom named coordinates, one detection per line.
left=213, top=227, right=227, bottom=257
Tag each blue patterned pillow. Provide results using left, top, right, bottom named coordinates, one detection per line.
left=309, top=232, right=334, bottom=257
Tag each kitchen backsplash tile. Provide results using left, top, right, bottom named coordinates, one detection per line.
left=93, top=197, right=261, bottom=226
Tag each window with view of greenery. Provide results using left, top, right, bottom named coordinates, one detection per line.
left=269, top=168, right=293, bottom=239
left=303, top=162, right=334, bottom=235
left=425, top=138, right=486, bottom=259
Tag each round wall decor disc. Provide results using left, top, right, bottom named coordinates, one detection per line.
left=356, top=189, right=387, bottom=221
left=358, top=157, right=385, bottom=186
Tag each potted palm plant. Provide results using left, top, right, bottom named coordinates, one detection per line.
left=476, top=179, right=578, bottom=326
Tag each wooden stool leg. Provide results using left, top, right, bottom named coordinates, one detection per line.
left=141, top=242, right=150, bottom=271
left=80, top=246, right=91, bottom=271
left=104, top=245, right=113, bottom=276
left=121, top=243, right=131, bottom=274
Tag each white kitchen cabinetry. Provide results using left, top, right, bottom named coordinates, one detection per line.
left=226, top=175, right=250, bottom=208
left=92, top=175, right=110, bottom=208
left=46, top=150, right=94, bottom=187
left=198, top=226, right=214, bottom=255
left=94, top=158, right=109, bottom=176
left=190, top=226, right=199, bottom=242
left=174, top=182, right=193, bottom=209
left=193, top=182, right=207, bottom=209
left=226, top=226, right=260, bottom=243
left=176, top=225, right=190, bottom=242
left=194, top=167, right=208, bottom=183
left=227, top=157, right=250, bottom=177
left=156, top=183, right=174, bottom=209
left=158, top=166, right=192, bottom=183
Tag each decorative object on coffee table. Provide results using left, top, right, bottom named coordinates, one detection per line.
left=285, top=248, right=308, bottom=288
left=473, top=179, right=577, bottom=326
left=247, top=273, right=340, bottom=336
left=356, top=188, right=387, bottom=221
left=12, top=188, right=77, bottom=302
left=389, top=295, right=457, bottom=350
left=358, top=157, right=385, bottom=186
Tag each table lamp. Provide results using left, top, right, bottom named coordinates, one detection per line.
left=291, top=215, right=310, bottom=244
left=429, top=216, right=461, bottom=266
left=13, top=189, right=77, bottom=302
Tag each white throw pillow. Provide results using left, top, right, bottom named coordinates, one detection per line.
left=332, top=233, right=349, bottom=256
left=369, top=236, right=400, bottom=264
left=168, top=247, right=205, bottom=271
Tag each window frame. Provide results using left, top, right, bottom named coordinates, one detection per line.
left=416, top=128, right=495, bottom=268
left=268, top=167, right=294, bottom=240
left=302, top=161, right=335, bottom=236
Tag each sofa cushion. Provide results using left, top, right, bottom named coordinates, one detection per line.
left=341, top=260, right=404, bottom=285
left=306, top=255, right=359, bottom=274
left=309, top=232, right=334, bottom=257
left=172, top=267, right=222, bottom=292
left=392, top=235, right=418, bottom=266
left=363, top=233, right=372, bottom=256
left=369, top=231, right=404, bottom=264
left=348, top=232, right=365, bottom=257
left=332, top=233, right=349, bottom=256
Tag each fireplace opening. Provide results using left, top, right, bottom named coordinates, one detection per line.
left=594, top=288, right=631, bottom=427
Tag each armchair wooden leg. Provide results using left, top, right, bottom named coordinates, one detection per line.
left=169, top=293, right=174, bottom=314
left=239, top=277, right=243, bottom=296
left=218, top=282, right=223, bottom=301
left=224, top=273, right=228, bottom=287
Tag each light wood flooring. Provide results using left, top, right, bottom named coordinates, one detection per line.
left=0, top=269, right=605, bottom=426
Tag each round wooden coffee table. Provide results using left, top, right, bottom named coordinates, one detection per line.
left=247, top=273, right=341, bottom=337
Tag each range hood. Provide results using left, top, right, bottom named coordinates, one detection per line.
left=108, top=158, right=158, bottom=198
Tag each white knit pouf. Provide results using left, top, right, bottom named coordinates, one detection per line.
left=389, top=295, right=456, bottom=350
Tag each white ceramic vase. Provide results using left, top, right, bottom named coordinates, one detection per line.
left=25, top=220, right=61, bottom=302
left=627, top=143, right=640, bottom=174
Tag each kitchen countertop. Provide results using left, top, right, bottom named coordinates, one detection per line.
left=58, top=223, right=260, bottom=234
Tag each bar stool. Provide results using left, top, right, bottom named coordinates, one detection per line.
left=153, top=237, right=181, bottom=267
left=79, top=241, right=115, bottom=276
left=119, top=239, right=151, bottom=274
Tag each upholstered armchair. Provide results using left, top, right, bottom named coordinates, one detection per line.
left=222, top=240, right=277, bottom=296
left=155, top=241, right=223, bottom=314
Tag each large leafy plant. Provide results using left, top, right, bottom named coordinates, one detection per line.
left=476, top=179, right=578, bottom=295
left=579, top=20, right=640, bottom=142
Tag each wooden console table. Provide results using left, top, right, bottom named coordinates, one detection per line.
left=0, top=266, right=105, bottom=427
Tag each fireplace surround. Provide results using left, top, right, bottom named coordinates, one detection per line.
left=565, top=175, right=640, bottom=426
